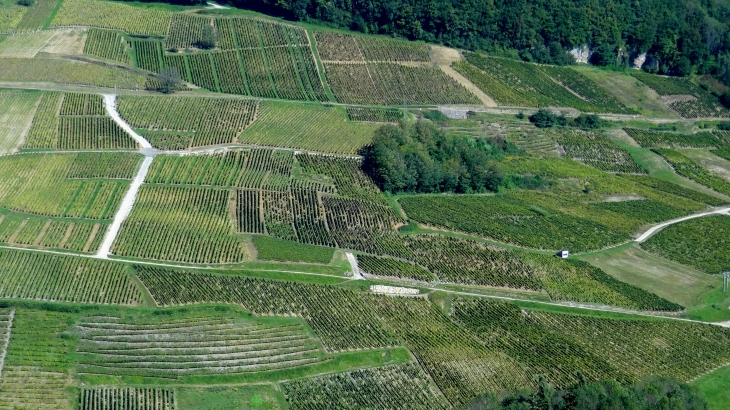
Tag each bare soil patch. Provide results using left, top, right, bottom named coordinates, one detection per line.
left=660, top=94, right=696, bottom=104
left=430, top=45, right=496, bottom=107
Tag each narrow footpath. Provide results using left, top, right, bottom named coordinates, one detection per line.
left=345, top=252, right=363, bottom=280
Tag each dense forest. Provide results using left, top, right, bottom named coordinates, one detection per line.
left=122, top=0, right=730, bottom=82
left=218, top=0, right=730, bottom=80
left=465, top=376, right=708, bottom=410
left=361, top=121, right=520, bottom=194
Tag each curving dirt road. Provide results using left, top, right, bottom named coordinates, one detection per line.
left=635, top=207, right=730, bottom=243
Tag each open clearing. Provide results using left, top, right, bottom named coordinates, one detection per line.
left=680, top=148, right=730, bottom=182
left=0, top=29, right=87, bottom=58
left=578, top=244, right=719, bottom=308
left=0, top=91, right=39, bottom=154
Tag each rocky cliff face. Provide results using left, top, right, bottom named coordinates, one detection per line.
left=569, top=45, right=591, bottom=64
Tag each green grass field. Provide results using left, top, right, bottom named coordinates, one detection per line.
left=693, top=364, right=730, bottom=410
left=579, top=244, right=723, bottom=313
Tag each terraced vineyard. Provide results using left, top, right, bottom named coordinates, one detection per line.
left=592, top=199, right=688, bottom=223
left=366, top=296, right=531, bottom=407
left=22, top=91, right=141, bottom=150
left=456, top=53, right=630, bottom=113
left=136, top=266, right=396, bottom=351
left=653, top=148, right=730, bottom=196
left=399, top=194, right=629, bottom=252
left=0, top=151, right=137, bottom=234
left=112, top=185, right=250, bottom=264
left=84, top=29, right=130, bottom=64
left=346, top=107, right=403, bottom=123
left=117, top=95, right=258, bottom=147
left=3, top=5, right=730, bottom=409
left=550, top=129, right=645, bottom=173
left=622, top=175, right=727, bottom=206
left=0, top=58, right=146, bottom=89
left=624, top=128, right=721, bottom=148
left=120, top=16, right=329, bottom=101
left=23, top=91, right=62, bottom=149
left=0, top=90, right=40, bottom=155
left=323, top=61, right=479, bottom=105
left=75, top=314, right=323, bottom=378
left=238, top=101, right=378, bottom=154
left=51, top=0, right=173, bottom=36
left=356, top=254, right=435, bottom=281
left=314, top=32, right=477, bottom=105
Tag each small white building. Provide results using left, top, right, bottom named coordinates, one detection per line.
left=558, top=250, right=570, bottom=259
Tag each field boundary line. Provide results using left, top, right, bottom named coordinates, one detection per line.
left=0, top=242, right=725, bottom=325
left=429, top=287, right=729, bottom=327
left=0, top=244, right=346, bottom=279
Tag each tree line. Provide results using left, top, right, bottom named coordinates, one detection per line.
left=223, top=0, right=730, bottom=82
left=465, top=376, right=708, bottom=410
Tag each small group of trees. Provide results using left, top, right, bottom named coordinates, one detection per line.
left=156, top=67, right=182, bottom=94
left=361, top=121, right=519, bottom=194
left=197, top=26, right=216, bottom=49
left=527, top=110, right=606, bottom=130
left=464, top=376, right=708, bottom=410
left=519, top=42, right=576, bottom=66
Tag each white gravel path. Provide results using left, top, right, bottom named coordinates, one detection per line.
left=635, top=207, right=730, bottom=242
left=102, top=94, right=152, bottom=150
left=96, top=156, right=153, bottom=258
left=345, top=252, right=363, bottom=280
left=206, top=2, right=229, bottom=9
left=96, top=94, right=156, bottom=258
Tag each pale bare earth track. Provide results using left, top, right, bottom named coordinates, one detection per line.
left=635, top=207, right=730, bottom=242
left=95, top=94, right=156, bottom=258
